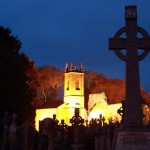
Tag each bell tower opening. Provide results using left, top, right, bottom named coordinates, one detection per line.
left=75, top=79, right=80, bottom=90
left=66, top=80, right=69, bottom=90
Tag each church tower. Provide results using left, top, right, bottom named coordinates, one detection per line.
left=35, top=62, right=86, bottom=130
left=63, top=62, right=85, bottom=124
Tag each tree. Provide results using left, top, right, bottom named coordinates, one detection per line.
left=34, top=66, right=150, bottom=108
left=0, top=26, right=39, bottom=125
left=35, top=66, right=63, bottom=106
left=84, top=71, right=103, bottom=109
left=85, top=71, right=150, bottom=105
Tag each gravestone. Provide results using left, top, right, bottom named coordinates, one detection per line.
left=39, top=117, right=58, bottom=150
left=1, top=111, right=10, bottom=150
left=95, top=115, right=109, bottom=150
left=18, top=122, right=38, bottom=150
left=8, top=113, right=18, bottom=150
left=58, top=120, right=68, bottom=150
left=70, top=108, right=85, bottom=150
left=109, top=6, right=150, bottom=150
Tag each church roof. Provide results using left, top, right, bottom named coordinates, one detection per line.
left=37, top=100, right=63, bottom=109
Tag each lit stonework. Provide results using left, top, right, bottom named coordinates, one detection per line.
left=35, top=62, right=122, bottom=130
left=35, top=62, right=87, bottom=130
left=88, top=93, right=121, bottom=123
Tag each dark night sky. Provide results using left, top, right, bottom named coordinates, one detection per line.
left=0, top=0, right=150, bottom=92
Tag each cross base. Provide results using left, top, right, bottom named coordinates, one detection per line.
left=112, top=128, right=150, bottom=150
left=121, top=123, right=144, bottom=129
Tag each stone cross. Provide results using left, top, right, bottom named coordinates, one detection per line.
left=109, top=6, right=150, bottom=126
left=59, top=120, right=67, bottom=130
left=70, top=108, right=84, bottom=126
left=98, top=114, right=106, bottom=126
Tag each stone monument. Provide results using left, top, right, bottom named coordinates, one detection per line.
left=109, top=6, right=150, bottom=150
left=70, top=108, right=85, bottom=150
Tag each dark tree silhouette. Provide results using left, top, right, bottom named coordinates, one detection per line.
left=0, top=26, right=39, bottom=125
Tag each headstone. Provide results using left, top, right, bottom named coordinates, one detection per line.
left=18, top=122, right=38, bottom=150
left=95, top=115, right=110, bottom=150
left=70, top=108, right=84, bottom=126
left=95, top=124, right=104, bottom=150
left=59, top=120, right=67, bottom=132
left=70, top=108, right=85, bottom=150
left=58, top=120, right=68, bottom=150
left=109, top=6, right=150, bottom=149
left=1, top=111, right=10, bottom=150
left=97, top=114, right=103, bottom=127
left=53, top=114, right=59, bottom=125
left=39, top=117, right=58, bottom=150
left=8, top=113, right=18, bottom=150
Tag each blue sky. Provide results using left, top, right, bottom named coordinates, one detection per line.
left=0, top=0, right=150, bottom=92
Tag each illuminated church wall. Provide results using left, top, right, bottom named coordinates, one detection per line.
left=56, top=104, right=66, bottom=122
left=36, top=108, right=57, bottom=131
left=35, top=63, right=122, bottom=130
left=88, top=93, right=121, bottom=123
left=35, top=63, right=87, bottom=130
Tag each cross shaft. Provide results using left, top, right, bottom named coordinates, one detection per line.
left=109, top=6, right=150, bottom=126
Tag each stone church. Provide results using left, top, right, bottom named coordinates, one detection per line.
left=35, top=63, right=121, bottom=130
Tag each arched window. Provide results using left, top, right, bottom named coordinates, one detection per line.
left=66, top=80, right=69, bottom=90
left=75, top=79, right=80, bottom=90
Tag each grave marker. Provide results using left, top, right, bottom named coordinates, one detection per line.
left=109, top=6, right=150, bottom=149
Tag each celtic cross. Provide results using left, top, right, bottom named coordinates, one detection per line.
left=109, top=6, right=150, bottom=125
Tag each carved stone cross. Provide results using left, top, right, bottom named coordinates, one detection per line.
left=70, top=108, right=84, bottom=126
left=109, top=6, right=150, bottom=126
